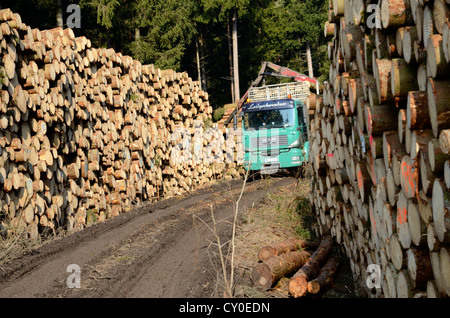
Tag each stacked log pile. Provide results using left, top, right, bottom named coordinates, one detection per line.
left=0, top=9, right=242, bottom=241
left=308, top=0, right=450, bottom=297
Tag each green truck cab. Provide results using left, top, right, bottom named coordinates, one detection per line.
left=242, top=97, right=309, bottom=174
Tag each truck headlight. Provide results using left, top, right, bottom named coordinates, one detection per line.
left=288, top=139, right=301, bottom=148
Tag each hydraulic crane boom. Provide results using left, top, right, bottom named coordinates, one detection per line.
left=224, top=61, right=318, bottom=126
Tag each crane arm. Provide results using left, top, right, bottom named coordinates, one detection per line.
left=224, top=61, right=319, bottom=125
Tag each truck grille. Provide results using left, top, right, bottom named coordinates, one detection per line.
left=251, top=135, right=288, bottom=148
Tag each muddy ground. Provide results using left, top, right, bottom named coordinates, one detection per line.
left=0, top=177, right=292, bottom=297
left=0, top=175, right=357, bottom=299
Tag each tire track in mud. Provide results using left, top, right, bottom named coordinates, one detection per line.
left=0, top=177, right=295, bottom=298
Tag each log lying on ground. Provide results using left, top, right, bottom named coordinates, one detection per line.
left=289, top=235, right=334, bottom=297
left=252, top=250, right=311, bottom=290
left=307, top=256, right=340, bottom=294
left=258, top=238, right=312, bottom=262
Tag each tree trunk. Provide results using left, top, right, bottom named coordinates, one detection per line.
left=439, top=129, right=450, bottom=154
left=195, top=36, right=201, bottom=88
left=232, top=11, right=240, bottom=103
left=365, top=104, right=398, bottom=136
left=199, top=34, right=207, bottom=92
left=429, top=138, right=449, bottom=172
left=407, top=247, right=433, bottom=285
left=420, top=149, right=437, bottom=196
left=56, top=0, right=63, bottom=28
left=423, top=6, right=436, bottom=49
left=288, top=235, right=334, bottom=297
left=307, top=42, right=314, bottom=78
left=427, top=78, right=450, bottom=137
left=258, top=238, right=312, bottom=262
left=434, top=0, right=450, bottom=35
left=252, top=250, right=311, bottom=290
left=381, top=0, right=414, bottom=29
left=396, top=269, right=414, bottom=298
left=427, top=34, right=450, bottom=79
left=391, top=58, right=419, bottom=101
left=409, top=129, right=434, bottom=160
left=407, top=91, right=429, bottom=130
left=373, top=58, right=393, bottom=103
left=306, top=256, right=340, bottom=294
left=400, top=155, right=419, bottom=199
left=440, top=248, right=450, bottom=296
left=402, top=26, right=418, bottom=64
left=432, top=179, right=450, bottom=243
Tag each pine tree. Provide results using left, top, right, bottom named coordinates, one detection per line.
left=129, top=0, right=197, bottom=71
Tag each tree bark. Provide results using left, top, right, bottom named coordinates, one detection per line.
left=407, top=247, right=433, bottom=285
left=252, top=250, right=311, bottom=290
left=391, top=58, right=419, bottom=100
left=365, top=104, right=398, bottom=136
left=306, top=256, right=340, bottom=294
left=429, top=138, right=449, bottom=172
left=381, top=0, right=414, bottom=29
left=373, top=58, right=393, bottom=103
left=258, top=238, right=312, bottom=262
left=288, top=235, right=334, bottom=297
left=407, top=91, right=429, bottom=130
left=232, top=11, right=240, bottom=103
left=427, top=78, right=450, bottom=137
left=307, top=42, right=314, bottom=78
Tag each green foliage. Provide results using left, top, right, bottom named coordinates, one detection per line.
left=127, top=0, right=197, bottom=70
left=80, top=0, right=120, bottom=29
left=154, top=155, right=161, bottom=166
left=200, top=0, right=252, bottom=22
left=5, top=0, right=329, bottom=106
left=212, top=107, right=225, bottom=122
left=249, top=0, right=329, bottom=80
left=0, top=67, right=5, bottom=86
left=86, top=209, right=99, bottom=225
left=203, top=117, right=212, bottom=129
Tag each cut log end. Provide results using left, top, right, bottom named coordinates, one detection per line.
left=306, top=257, right=339, bottom=294
left=288, top=276, right=308, bottom=298
left=252, top=263, right=273, bottom=290
left=307, top=280, right=321, bottom=294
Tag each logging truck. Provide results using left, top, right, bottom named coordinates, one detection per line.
left=241, top=82, right=311, bottom=174
left=230, top=62, right=318, bottom=174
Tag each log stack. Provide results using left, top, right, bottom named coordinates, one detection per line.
left=0, top=9, right=243, bottom=241
left=309, top=0, right=450, bottom=297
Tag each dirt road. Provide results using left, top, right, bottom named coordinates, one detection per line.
left=0, top=176, right=295, bottom=298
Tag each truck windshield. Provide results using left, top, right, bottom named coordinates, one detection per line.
left=243, top=108, right=295, bottom=130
